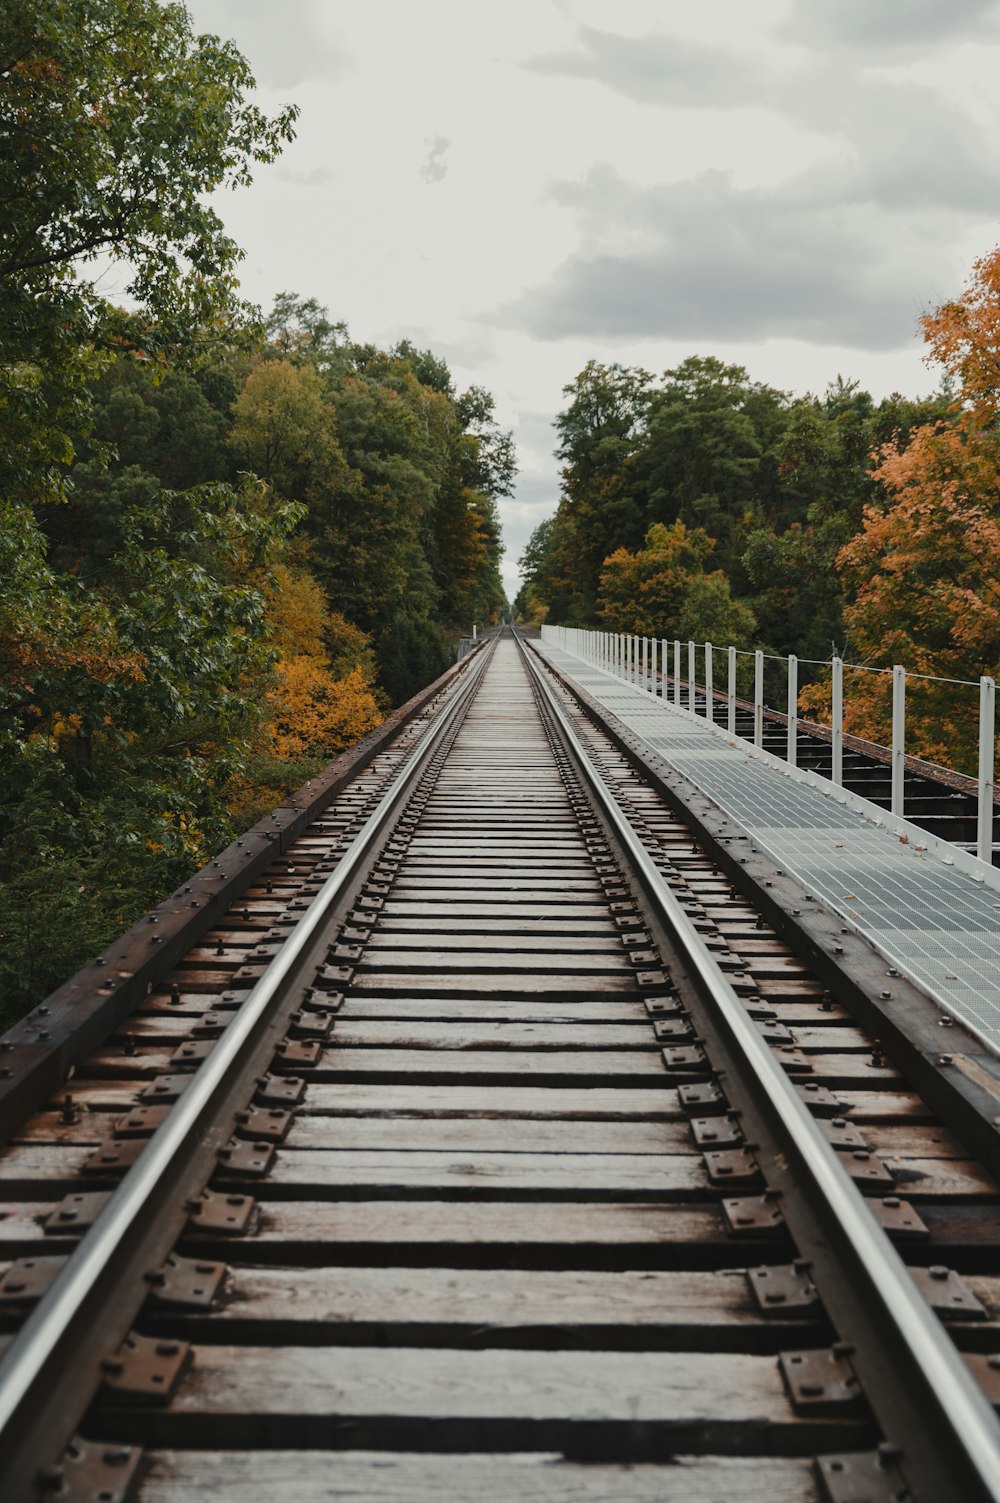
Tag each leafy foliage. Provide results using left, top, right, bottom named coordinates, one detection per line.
left=519, top=358, right=946, bottom=671
left=0, top=4, right=512, bottom=1022
left=798, top=247, right=1000, bottom=771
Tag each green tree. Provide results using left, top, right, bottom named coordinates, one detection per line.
left=552, top=361, right=652, bottom=619
left=638, top=356, right=789, bottom=580
left=1, top=0, right=298, bottom=504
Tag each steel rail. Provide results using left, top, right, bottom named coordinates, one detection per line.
left=519, top=633, right=1000, bottom=1503
left=0, top=635, right=497, bottom=1502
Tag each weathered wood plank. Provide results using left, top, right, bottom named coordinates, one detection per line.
left=335, top=1000, right=651, bottom=1023
left=139, top=1450, right=822, bottom=1503
left=325, top=1023, right=657, bottom=1051
left=314, top=1049, right=667, bottom=1083
left=353, top=952, right=634, bottom=974
left=163, top=1266, right=819, bottom=1352
left=833, top=1091, right=933, bottom=1122
left=883, top=1158, right=999, bottom=1200
left=390, top=878, right=606, bottom=893
left=247, top=1149, right=708, bottom=1200
left=347, top=975, right=642, bottom=996
left=365, top=933, right=626, bottom=952
left=286, top=1118, right=693, bottom=1155
left=378, top=889, right=607, bottom=901
left=864, top=1125, right=970, bottom=1158
left=787, top=1027, right=871, bottom=1053
left=379, top=903, right=614, bottom=919
left=374, top=917, right=621, bottom=934
left=101, top=1345, right=866, bottom=1454
left=235, top=1201, right=742, bottom=1264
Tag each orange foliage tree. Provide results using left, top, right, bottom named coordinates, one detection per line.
left=598, top=520, right=756, bottom=646
left=803, top=246, right=1000, bottom=772
left=231, top=563, right=383, bottom=822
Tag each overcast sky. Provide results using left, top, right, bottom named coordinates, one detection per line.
left=184, top=0, right=1000, bottom=598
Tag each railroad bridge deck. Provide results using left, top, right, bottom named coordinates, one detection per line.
left=0, top=632, right=1000, bottom=1500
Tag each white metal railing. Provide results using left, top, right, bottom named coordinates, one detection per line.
left=540, top=623, right=998, bottom=866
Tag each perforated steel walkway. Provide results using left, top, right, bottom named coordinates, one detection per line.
left=534, top=638, right=1000, bottom=1055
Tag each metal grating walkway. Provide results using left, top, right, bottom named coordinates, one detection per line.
left=535, top=639, right=1000, bottom=1054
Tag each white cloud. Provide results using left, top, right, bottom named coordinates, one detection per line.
left=419, top=136, right=453, bottom=185
left=494, top=163, right=965, bottom=350
left=521, top=25, right=762, bottom=108
left=781, top=0, right=1000, bottom=55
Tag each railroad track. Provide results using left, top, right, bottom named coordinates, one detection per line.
left=2, top=629, right=1000, bottom=1500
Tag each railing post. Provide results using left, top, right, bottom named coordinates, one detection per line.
left=979, top=676, right=995, bottom=864
left=704, top=642, right=713, bottom=721
left=674, top=640, right=681, bottom=706
left=650, top=636, right=657, bottom=694
left=754, top=649, right=764, bottom=748
left=891, top=665, right=905, bottom=818
left=660, top=639, right=668, bottom=698
left=728, top=646, right=736, bottom=734
left=787, top=654, right=798, bottom=767
left=641, top=636, right=647, bottom=690
left=688, top=640, right=696, bottom=713
left=831, top=655, right=843, bottom=786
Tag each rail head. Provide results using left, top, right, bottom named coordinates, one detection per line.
left=519, top=631, right=1000, bottom=1503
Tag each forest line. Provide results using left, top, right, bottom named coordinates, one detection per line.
left=0, top=2, right=508, bottom=1017
left=516, top=246, right=1000, bottom=781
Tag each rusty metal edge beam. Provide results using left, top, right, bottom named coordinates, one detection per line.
left=0, top=644, right=488, bottom=1144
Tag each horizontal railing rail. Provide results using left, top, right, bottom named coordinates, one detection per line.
left=541, top=624, right=997, bottom=866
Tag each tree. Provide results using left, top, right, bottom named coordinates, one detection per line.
left=255, top=566, right=382, bottom=766
left=800, top=244, right=1000, bottom=771
left=1, top=1, right=297, bottom=508
left=551, top=361, right=652, bottom=619
left=597, top=520, right=755, bottom=646
left=230, top=360, right=333, bottom=495
left=0, top=1, right=300, bottom=1017
left=637, top=357, right=788, bottom=581
left=266, top=294, right=349, bottom=373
